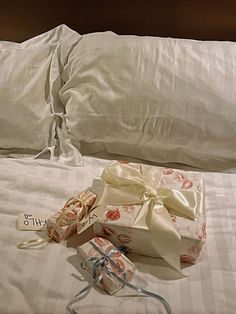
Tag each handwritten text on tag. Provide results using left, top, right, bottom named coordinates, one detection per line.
left=17, top=213, right=51, bottom=231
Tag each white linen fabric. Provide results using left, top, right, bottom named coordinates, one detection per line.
left=0, top=25, right=82, bottom=166
left=0, top=157, right=236, bottom=314
left=60, top=32, right=236, bottom=170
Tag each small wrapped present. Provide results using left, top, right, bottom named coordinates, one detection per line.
left=69, top=237, right=172, bottom=314
left=79, top=161, right=205, bottom=272
left=77, top=236, right=135, bottom=295
left=47, top=190, right=96, bottom=242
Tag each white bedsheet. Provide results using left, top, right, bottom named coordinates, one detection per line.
left=0, top=157, right=236, bottom=314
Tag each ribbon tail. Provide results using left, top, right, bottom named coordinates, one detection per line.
left=158, top=188, right=200, bottom=220
left=109, top=270, right=172, bottom=314
left=17, top=237, right=51, bottom=249
left=147, top=200, right=185, bottom=276
left=67, top=274, right=103, bottom=314
left=68, top=269, right=171, bottom=314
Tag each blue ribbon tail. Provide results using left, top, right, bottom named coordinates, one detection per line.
left=110, top=270, right=172, bottom=314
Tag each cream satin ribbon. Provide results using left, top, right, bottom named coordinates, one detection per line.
left=95, top=161, right=202, bottom=273
left=17, top=193, right=90, bottom=249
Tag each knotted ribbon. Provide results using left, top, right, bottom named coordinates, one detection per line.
left=17, top=192, right=91, bottom=249
left=93, top=162, right=203, bottom=273
left=67, top=240, right=171, bottom=314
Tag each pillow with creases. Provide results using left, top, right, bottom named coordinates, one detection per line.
left=60, top=31, right=236, bottom=170
left=0, top=24, right=82, bottom=166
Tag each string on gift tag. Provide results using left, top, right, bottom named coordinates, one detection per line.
left=17, top=192, right=91, bottom=249
left=67, top=241, right=172, bottom=314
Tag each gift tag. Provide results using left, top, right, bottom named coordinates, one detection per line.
left=17, top=213, right=51, bottom=231
left=77, top=205, right=102, bottom=234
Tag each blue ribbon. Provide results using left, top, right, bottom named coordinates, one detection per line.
left=67, top=241, right=172, bottom=314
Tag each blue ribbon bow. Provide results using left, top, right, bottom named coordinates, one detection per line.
left=67, top=241, right=172, bottom=314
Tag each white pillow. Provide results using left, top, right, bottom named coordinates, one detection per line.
left=60, top=31, right=236, bottom=170
left=0, top=24, right=82, bottom=166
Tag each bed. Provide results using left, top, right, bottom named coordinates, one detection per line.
left=1, top=2, right=236, bottom=314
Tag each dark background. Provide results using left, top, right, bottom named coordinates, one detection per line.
left=1, top=0, right=236, bottom=42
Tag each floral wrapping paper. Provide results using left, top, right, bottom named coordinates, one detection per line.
left=77, top=237, right=135, bottom=295
left=93, top=163, right=206, bottom=264
left=47, top=190, right=96, bottom=242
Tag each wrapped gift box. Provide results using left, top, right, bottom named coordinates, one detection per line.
left=89, top=161, right=205, bottom=270
left=77, top=237, right=135, bottom=294
left=94, top=204, right=206, bottom=264
left=47, top=190, right=96, bottom=242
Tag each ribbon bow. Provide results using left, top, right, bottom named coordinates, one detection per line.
left=67, top=240, right=172, bottom=314
left=96, top=162, right=202, bottom=272
left=17, top=192, right=91, bottom=249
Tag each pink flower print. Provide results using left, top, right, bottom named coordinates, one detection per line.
left=125, top=269, right=134, bottom=281
left=181, top=180, right=193, bottom=190
left=64, top=224, right=76, bottom=239
left=175, top=172, right=186, bottom=182
left=101, top=225, right=116, bottom=236
left=111, top=258, right=125, bottom=273
left=88, top=247, right=97, bottom=257
left=66, top=210, right=77, bottom=220
left=105, top=245, right=122, bottom=258
left=180, top=255, right=195, bottom=264
left=163, top=168, right=174, bottom=175
left=198, top=223, right=206, bottom=241
left=106, top=208, right=121, bottom=221
left=94, top=237, right=110, bottom=247
left=47, top=226, right=60, bottom=242
left=118, top=160, right=129, bottom=164
left=188, top=242, right=202, bottom=256
left=124, top=205, right=136, bottom=214
left=117, top=234, right=132, bottom=244
left=57, top=210, right=76, bottom=226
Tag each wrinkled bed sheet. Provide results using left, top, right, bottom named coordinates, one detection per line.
left=0, top=157, right=236, bottom=314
